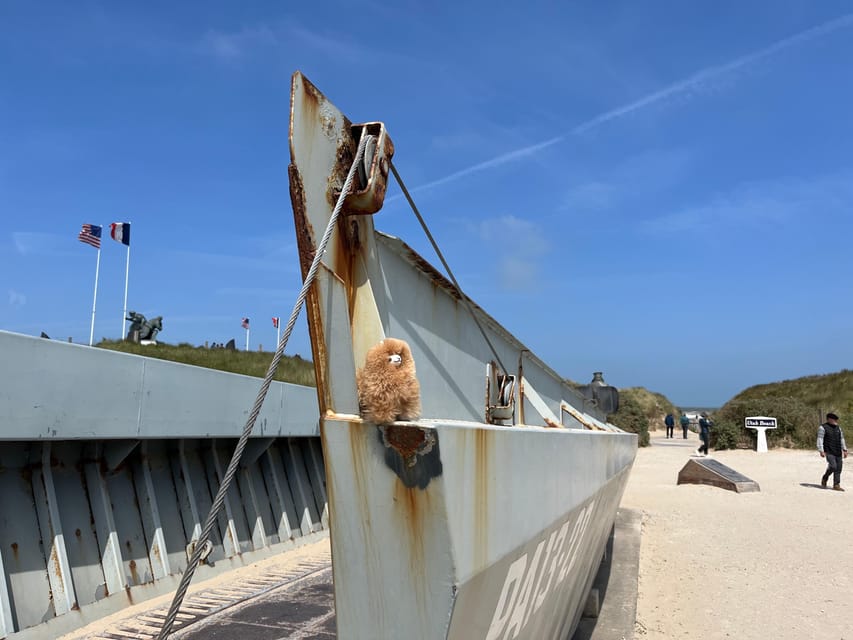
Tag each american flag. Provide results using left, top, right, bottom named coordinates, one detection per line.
left=272, top=317, right=280, bottom=328
left=241, top=317, right=250, bottom=329
left=78, top=224, right=102, bottom=249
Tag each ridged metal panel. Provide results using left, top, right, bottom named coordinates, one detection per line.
left=0, top=330, right=327, bottom=639
left=0, top=437, right=328, bottom=639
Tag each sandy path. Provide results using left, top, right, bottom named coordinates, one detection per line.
left=622, top=431, right=852, bottom=640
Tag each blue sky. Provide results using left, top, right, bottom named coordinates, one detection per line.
left=2, top=2, right=853, bottom=407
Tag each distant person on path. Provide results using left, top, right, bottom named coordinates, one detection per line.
left=697, top=414, right=712, bottom=455
left=680, top=413, right=690, bottom=439
left=817, top=412, right=848, bottom=491
left=665, top=413, right=675, bottom=438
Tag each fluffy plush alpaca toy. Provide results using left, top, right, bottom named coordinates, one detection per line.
left=356, top=338, right=421, bottom=424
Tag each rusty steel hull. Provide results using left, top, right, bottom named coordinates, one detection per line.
left=288, top=71, right=638, bottom=640
left=322, top=417, right=635, bottom=640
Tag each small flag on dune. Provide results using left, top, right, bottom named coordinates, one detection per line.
left=272, top=317, right=280, bottom=328
left=241, top=317, right=250, bottom=329
left=78, top=224, right=102, bottom=249
left=109, top=222, right=131, bottom=246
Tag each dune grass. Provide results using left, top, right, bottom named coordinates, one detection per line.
left=96, top=340, right=316, bottom=387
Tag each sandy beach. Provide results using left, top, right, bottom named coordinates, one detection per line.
left=622, top=430, right=852, bottom=640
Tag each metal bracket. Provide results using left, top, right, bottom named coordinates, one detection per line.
left=487, top=365, right=516, bottom=424
left=344, top=122, right=394, bottom=214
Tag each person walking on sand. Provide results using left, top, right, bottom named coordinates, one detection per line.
left=665, top=413, right=675, bottom=438
left=680, top=413, right=690, bottom=439
left=818, top=412, right=848, bottom=491
left=697, top=414, right=712, bottom=456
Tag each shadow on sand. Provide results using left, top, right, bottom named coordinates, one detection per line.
left=799, top=483, right=826, bottom=490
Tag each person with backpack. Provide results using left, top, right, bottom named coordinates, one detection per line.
left=664, top=413, right=675, bottom=438
left=817, top=412, right=848, bottom=491
left=680, top=413, right=690, bottom=439
left=697, top=414, right=713, bottom=455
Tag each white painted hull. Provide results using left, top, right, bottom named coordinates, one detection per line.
left=324, top=417, right=635, bottom=640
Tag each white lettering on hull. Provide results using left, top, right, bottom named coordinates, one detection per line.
left=485, top=500, right=597, bottom=640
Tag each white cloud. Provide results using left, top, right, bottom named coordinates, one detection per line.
left=12, top=232, right=70, bottom=256
left=563, top=148, right=692, bottom=213
left=197, top=25, right=278, bottom=61
left=400, top=13, right=853, bottom=197
left=644, top=170, right=853, bottom=234
left=8, top=289, right=26, bottom=307
left=476, top=215, right=549, bottom=291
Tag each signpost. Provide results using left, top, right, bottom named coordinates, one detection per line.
left=745, top=416, right=777, bottom=453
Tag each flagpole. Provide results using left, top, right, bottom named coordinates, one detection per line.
left=245, top=328, right=250, bottom=352
left=121, top=241, right=130, bottom=339
left=89, top=247, right=101, bottom=346
left=276, top=324, right=281, bottom=348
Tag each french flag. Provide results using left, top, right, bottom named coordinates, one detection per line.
left=110, top=222, right=131, bottom=246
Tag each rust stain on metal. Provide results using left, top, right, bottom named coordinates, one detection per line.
left=129, top=559, right=139, bottom=585
left=379, top=425, right=442, bottom=489
left=333, top=216, right=356, bottom=312
left=10, top=542, right=18, bottom=560
left=298, top=74, right=322, bottom=120
left=306, top=288, right=331, bottom=415
left=288, top=165, right=315, bottom=281
left=393, top=479, right=429, bottom=599
left=383, top=425, right=432, bottom=467
left=474, top=428, right=491, bottom=569
left=347, top=422, right=371, bottom=534
left=329, top=132, right=355, bottom=209
left=289, top=163, right=331, bottom=414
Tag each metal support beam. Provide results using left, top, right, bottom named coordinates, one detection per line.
left=0, top=547, right=15, bottom=637
left=240, top=438, right=275, bottom=469
left=31, top=443, right=77, bottom=615
left=284, top=439, right=318, bottom=534
left=137, top=443, right=171, bottom=579
left=238, top=467, right=268, bottom=551
left=103, top=440, right=140, bottom=472
left=306, top=439, right=329, bottom=529
left=174, top=441, right=202, bottom=546
left=262, top=447, right=296, bottom=540
left=83, top=450, right=127, bottom=597
left=207, top=444, right=240, bottom=558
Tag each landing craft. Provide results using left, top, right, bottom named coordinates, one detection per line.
left=288, top=71, right=638, bottom=639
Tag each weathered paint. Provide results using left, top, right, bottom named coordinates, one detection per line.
left=288, top=70, right=637, bottom=640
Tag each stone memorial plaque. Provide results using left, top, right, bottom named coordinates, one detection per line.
left=677, top=458, right=760, bottom=493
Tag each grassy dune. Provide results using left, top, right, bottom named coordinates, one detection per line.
left=96, top=340, right=316, bottom=387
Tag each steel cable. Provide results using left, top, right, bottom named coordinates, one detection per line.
left=156, top=133, right=370, bottom=639
left=389, top=161, right=509, bottom=378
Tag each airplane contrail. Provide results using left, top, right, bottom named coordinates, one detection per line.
left=391, top=13, right=853, bottom=200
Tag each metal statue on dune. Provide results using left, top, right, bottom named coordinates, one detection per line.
left=126, top=310, right=163, bottom=342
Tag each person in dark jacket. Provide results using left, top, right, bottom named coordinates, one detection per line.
left=817, top=412, right=848, bottom=491
left=697, top=414, right=712, bottom=455
left=680, top=413, right=690, bottom=439
left=664, top=413, right=675, bottom=438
